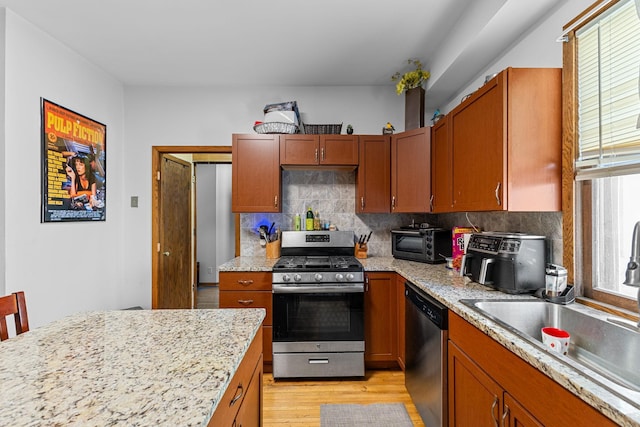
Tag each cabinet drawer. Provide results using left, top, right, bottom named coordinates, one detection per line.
left=219, top=272, right=272, bottom=291
left=220, top=291, right=272, bottom=325
left=207, top=328, right=262, bottom=426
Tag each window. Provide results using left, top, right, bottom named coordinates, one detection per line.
left=566, top=0, right=640, bottom=311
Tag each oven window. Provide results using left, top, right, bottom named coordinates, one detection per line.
left=273, top=292, right=364, bottom=342
left=394, top=235, right=424, bottom=254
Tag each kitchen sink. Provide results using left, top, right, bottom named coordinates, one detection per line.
left=461, top=298, right=640, bottom=406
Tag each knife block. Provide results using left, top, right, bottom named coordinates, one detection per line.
left=355, top=243, right=368, bottom=259
left=266, top=240, right=281, bottom=259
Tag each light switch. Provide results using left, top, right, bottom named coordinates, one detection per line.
left=131, top=196, right=138, bottom=208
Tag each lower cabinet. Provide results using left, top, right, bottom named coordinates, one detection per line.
left=208, top=328, right=263, bottom=427
left=219, top=271, right=273, bottom=371
left=395, top=274, right=406, bottom=370
left=448, top=312, right=617, bottom=427
left=364, top=272, right=397, bottom=367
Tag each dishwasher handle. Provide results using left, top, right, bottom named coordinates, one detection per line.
left=405, top=281, right=448, bottom=330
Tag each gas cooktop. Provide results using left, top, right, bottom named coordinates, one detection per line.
left=273, top=255, right=363, bottom=272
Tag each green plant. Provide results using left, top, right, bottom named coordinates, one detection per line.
left=391, top=59, right=431, bottom=95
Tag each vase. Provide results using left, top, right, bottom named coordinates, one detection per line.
left=405, top=86, right=425, bottom=130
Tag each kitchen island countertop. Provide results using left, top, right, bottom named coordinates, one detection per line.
left=0, top=308, right=265, bottom=426
left=219, top=255, right=640, bottom=426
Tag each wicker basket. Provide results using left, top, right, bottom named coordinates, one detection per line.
left=254, top=122, right=299, bottom=134
left=304, top=123, right=343, bottom=134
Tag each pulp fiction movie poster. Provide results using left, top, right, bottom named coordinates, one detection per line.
left=41, top=99, right=106, bottom=222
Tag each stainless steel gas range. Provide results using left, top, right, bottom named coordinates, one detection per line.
left=272, top=231, right=365, bottom=379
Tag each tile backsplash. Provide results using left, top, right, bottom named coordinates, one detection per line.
left=240, top=170, right=562, bottom=264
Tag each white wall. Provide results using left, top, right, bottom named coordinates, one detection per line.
left=2, top=10, right=127, bottom=327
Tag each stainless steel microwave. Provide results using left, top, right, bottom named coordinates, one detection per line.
left=391, top=228, right=452, bottom=264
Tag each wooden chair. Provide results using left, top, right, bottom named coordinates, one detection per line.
left=0, top=291, right=29, bottom=341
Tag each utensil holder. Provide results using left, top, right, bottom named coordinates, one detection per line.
left=355, top=243, right=368, bottom=259
left=266, top=240, right=281, bottom=259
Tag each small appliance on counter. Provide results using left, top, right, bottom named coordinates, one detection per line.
left=391, top=226, right=452, bottom=264
left=461, top=231, right=546, bottom=294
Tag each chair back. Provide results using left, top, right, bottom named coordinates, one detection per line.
left=0, top=291, right=29, bottom=341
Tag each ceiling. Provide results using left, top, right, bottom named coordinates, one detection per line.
left=0, top=0, right=563, bottom=108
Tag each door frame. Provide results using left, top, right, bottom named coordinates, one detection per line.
left=151, top=145, right=237, bottom=309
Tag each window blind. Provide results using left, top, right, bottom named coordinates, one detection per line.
left=575, top=0, right=640, bottom=180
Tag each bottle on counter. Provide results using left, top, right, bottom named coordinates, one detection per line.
left=314, top=211, right=321, bottom=231
left=294, top=213, right=301, bottom=231
left=306, top=207, right=314, bottom=231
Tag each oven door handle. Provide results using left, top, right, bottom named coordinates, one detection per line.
left=272, top=284, right=364, bottom=293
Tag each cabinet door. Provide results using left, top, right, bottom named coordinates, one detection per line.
left=431, top=117, right=453, bottom=212
left=232, top=134, right=281, bottom=212
left=364, top=272, right=397, bottom=364
left=391, top=127, right=431, bottom=213
left=504, top=393, right=543, bottom=427
left=450, top=74, right=505, bottom=211
left=233, top=356, right=263, bottom=427
left=356, top=135, right=390, bottom=213
left=280, top=134, right=318, bottom=165
left=320, top=135, right=358, bottom=165
left=448, top=341, right=503, bottom=426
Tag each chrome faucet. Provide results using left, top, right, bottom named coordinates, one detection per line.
left=623, top=221, right=640, bottom=326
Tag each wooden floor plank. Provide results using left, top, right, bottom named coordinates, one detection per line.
left=263, top=370, right=425, bottom=426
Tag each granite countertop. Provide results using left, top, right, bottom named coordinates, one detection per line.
left=0, top=308, right=265, bottom=426
left=219, top=255, right=640, bottom=426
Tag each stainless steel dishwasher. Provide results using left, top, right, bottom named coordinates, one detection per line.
left=405, top=281, right=448, bottom=427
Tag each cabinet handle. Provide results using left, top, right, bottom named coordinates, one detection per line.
left=238, top=280, right=254, bottom=286
left=229, top=382, right=244, bottom=407
left=274, top=195, right=278, bottom=208
left=315, top=148, right=319, bottom=162
left=237, top=299, right=254, bottom=305
left=321, top=147, right=325, bottom=161
left=501, top=404, right=510, bottom=427
left=430, top=195, right=434, bottom=211
left=361, top=197, right=365, bottom=210
left=494, top=182, right=501, bottom=206
left=392, top=196, right=396, bottom=209
left=491, top=396, right=499, bottom=427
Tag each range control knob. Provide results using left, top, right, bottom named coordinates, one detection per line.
left=314, top=273, right=323, bottom=282
left=335, top=273, right=344, bottom=281
left=346, top=273, right=355, bottom=281
left=294, top=274, right=302, bottom=282
left=282, top=274, right=291, bottom=282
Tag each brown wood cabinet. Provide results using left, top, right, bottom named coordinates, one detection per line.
left=356, top=135, right=391, bottom=213
left=448, top=67, right=562, bottom=212
left=219, top=272, right=273, bottom=369
left=448, top=312, right=617, bottom=427
left=395, top=274, right=406, bottom=370
left=431, top=117, right=453, bottom=212
left=207, top=328, right=263, bottom=427
left=280, top=134, right=358, bottom=166
left=364, top=272, right=398, bottom=367
left=232, top=134, right=281, bottom=213
left=391, top=127, right=431, bottom=213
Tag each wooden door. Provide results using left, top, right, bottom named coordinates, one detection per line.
left=232, top=134, right=281, bottom=212
left=431, top=117, right=453, bottom=212
left=158, top=155, right=192, bottom=309
left=448, top=341, right=503, bottom=426
left=450, top=73, right=506, bottom=211
left=364, top=272, right=397, bottom=365
left=504, top=393, right=543, bottom=427
left=319, top=135, right=358, bottom=165
left=279, top=134, right=318, bottom=165
left=356, top=135, right=390, bottom=213
left=391, top=127, right=431, bottom=213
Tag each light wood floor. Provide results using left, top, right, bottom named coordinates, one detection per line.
left=263, top=370, right=425, bottom=426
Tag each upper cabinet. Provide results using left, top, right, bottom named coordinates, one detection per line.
left=391, top=127, right=431, bottom=213
left=448, top=67, right=562, bottom=212
left=232, top=134, right=281, bottom=213
left=357, top=135, right=391, bottom=213
left=431, top=117, right=453, bottom=213
left=280, top=134, right=358, bottom=167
